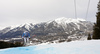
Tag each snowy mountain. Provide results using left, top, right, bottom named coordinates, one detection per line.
left=0, top=27, right=11, bottom=34
left=0, top=40, right=100, bottom=54
left=54, top=17, right=86, bottom=24
left=0, top=17, right=93, bottom=41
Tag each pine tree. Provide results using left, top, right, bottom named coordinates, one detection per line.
left=87, top=33, right=91, bottom=40
left=93, top=1, right=100, bottom=39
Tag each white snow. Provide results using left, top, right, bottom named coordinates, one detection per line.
left=11, top=38, right=22, bottom=40
left=10, top=25, right=20, bottom=29
left=0, top=40, right=100, bottom=54
left=74, top=23, right=80, bottom=29
left=54, top=17, right=86, bottom=24
left=46, top=17, right=86, bottom=30
left=24, top=24, right=30, bottom=31
left=47, top=17, right=86, bottom=25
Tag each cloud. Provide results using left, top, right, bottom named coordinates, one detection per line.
left=0, top=0, right=99, bottom=29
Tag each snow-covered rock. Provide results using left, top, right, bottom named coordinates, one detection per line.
left=54, top=17, right=86, bottom=24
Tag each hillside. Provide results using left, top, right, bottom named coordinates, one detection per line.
left=0, top=17, right=93, bottom=44
left=0, top=40, right=100, bottom=54
left=0, top=18, right=93, bottom=39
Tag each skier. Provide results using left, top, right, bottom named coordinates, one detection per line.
left=22, top=31, right=30, bottom=46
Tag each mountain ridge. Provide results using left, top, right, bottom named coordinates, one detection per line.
left=0, top=17, right=93, bottom=40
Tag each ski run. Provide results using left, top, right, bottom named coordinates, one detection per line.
left=0, top=40, right=100, bottom=54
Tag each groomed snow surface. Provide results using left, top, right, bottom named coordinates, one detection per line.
left=0, top=40, right=100, bottom=54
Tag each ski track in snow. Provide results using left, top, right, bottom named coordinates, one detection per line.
left=0, top=40, right=100, bottom=54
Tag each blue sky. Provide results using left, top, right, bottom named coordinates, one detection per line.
left=0, top=0, right=99, bottom=29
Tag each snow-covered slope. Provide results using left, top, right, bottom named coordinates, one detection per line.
left=0, top=27, right=11, bottom=34
left=54, top=17, right=86, bottom=24
left=0, top=40, right=100, bottom=54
